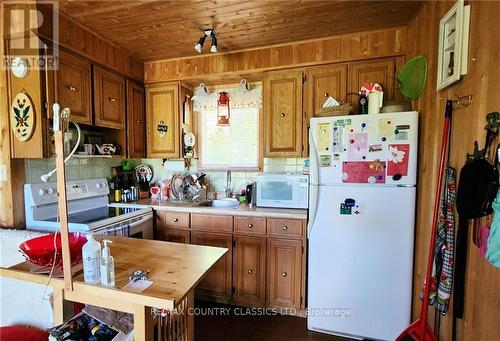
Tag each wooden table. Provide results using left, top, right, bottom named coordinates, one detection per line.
left=0, top=236, right=227, bottom=340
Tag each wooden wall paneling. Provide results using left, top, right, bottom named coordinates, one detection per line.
left=0, top=41, right=25, bottom=228
left=57, top=1, right=420, bottom=61
left=36, top=4, right=143, bottom=81
left=6, top=40, right=48, bottom=159
left=407, top=2, right=500, bottom=341
left=144, top=27, right=408, bottom=83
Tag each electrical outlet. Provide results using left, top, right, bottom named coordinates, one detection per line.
left=0, top=164, right=7, bottom=181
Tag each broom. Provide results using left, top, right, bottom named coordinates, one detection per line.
left=396, top=100, right=453, bottom=341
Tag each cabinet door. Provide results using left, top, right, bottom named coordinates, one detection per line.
left=348, top=58, right=395, bottom=113
left=146, top=83, right=180, bottom=158
left=191, top=232, right=233, bottom=302
left=304, top=64, right=347, bottom=155
left=126, top=80, right=146, bottom=158
left=264, top=70, right=303, bottom=157
left=267, top=238, right=302, bottom=309
left=54, top=50, right=92, bottom=125
left=163, top=228, right=190, bottom=244
left=94, top=66, right=126, bottom=129
left=233, top=236, right=266, bottom=305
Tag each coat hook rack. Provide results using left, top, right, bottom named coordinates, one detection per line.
left=465, top=112, right=500, bottom=162
left=453, top=94, right=472, bottom=108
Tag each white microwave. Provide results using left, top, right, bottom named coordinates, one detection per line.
left=256, top=173, right=309, bottom=209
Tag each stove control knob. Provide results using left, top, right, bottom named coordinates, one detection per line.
left=101, top=182, right=107, bottom=189
left=47, top=188, right=55, bottom=195
left=38, top=189, right=45, bottom=196
left=96, top=183, right=102, bottom=189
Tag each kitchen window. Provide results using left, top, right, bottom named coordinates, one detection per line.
left=196, top=107, right=262, bottom=170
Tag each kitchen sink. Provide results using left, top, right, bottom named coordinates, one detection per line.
left=198, top=198, right=240, bottom=208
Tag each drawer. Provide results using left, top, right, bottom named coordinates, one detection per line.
left=156, top=211, right=190, bottom=229
left=234, top=216, right=266, bottom=235
left=268, top=218, right=303, bottom=239
left=191, top=214, right=233, bottom=232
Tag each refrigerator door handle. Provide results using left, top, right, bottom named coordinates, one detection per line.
left=309, top=127, right=319, bottom=186
left=308, top=129, right=319, bottom=237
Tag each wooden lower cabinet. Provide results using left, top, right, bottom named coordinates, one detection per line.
left=191, top=232, right=233, bottom=303
left=267, top=238, right=302, bottom=309
left=163, top=228, right=190, bottom=244
left=233, top=235, right=266, bottom=306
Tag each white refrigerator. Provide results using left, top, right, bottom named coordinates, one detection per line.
left=307, top=111, right=418, bottom=340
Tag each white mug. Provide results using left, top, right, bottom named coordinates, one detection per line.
left=368, top=91, right=384, bottom=115
left=83, top=144, right=95, bottom=155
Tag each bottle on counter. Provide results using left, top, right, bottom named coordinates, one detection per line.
left=359, top=91, right=368, bottom=115
left=99, top=240, right=115, bottom=287
left=82, top=233, right=101, bottom=284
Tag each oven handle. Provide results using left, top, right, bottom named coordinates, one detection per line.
left=95, top=213, right=153, bottom=235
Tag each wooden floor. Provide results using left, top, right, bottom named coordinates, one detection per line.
left=194, top=301, right=346, bottom=341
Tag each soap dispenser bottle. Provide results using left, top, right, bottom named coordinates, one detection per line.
left=82, top=233, right=101, bottom=284
left=100, top=240, right=115, bottom=287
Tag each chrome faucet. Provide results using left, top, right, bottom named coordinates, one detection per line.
left=225, top=170, right=232, bottom=198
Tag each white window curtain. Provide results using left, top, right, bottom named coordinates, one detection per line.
left=191, top=80, right=263, bottom=112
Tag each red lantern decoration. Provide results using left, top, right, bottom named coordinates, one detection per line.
left=217, top=92, right=230, bottom=126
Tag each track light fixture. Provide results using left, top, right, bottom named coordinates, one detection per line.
left=194, top=29, right=217, bottom=54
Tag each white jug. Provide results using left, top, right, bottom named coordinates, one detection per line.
left=368, top=91, right=384, bottom=115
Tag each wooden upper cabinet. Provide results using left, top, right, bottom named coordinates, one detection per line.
left=192, top=232, right=233, bottom=302
left=233, top=236, right=266, bottom=306
left=126, top=80, right=146, bottom=158
left=146, top=83, right=180, bottom=158
left=303, top=63, right=347, bottom=155
left=305, top=64, right=348, bottom=117
left=267, top=238, right=302, bottom=309
left=348, top=58, right=396, bottom=113
left=94, top=66, right=126, bottom=129
left=264, top=70, right=303, bottom=157
left=53, top=50, right=92, bottom=125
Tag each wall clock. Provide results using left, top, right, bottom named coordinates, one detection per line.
left=10, top=92, right=35, bottom=142
left=11, top=57, right=30, bottom=78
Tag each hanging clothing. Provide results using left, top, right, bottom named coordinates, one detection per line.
left=420, top=166, right=456, bottom=315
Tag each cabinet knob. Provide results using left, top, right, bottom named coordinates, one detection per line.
left=324, top=92, right=329, bottom=98
left=136, top=120, right=143, bottom=123
left=173, top=217, right=179, bottom=222
left=248, top=270, right=253, bottom=274
left=66, top=84, right=77, bottom=92
left=248, top=224, right=253, bottom=228
left=282, top=225, right=288, bottom=230
left=108, top=97, right=116, bottom=102
left=280, top=112, right=286, bottom=118
left=282, top=272, right=288, bottom=277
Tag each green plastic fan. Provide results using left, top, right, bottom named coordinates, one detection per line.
left=396, top=55, right=428, bottom=100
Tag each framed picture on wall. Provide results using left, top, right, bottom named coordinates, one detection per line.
left=437, top=0, right=471, bottom=90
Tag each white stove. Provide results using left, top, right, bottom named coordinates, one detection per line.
left=24, top=178, right=153, bottom=239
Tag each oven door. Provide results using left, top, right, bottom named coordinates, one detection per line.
left=94, top=212, right=153, bottom=239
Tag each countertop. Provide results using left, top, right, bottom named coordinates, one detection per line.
left=1, top=236, right=227, bottom=310
left=111, top=199, right=308, bottom=220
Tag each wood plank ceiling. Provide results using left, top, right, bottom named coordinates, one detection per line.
left=58, top=0, right=422, bottom=61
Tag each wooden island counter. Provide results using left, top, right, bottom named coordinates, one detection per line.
left=0, top=236, right=228, bottom=340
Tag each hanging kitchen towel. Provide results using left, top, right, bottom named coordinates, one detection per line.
left=486, top=192, right=500, bottom=267
left=420, top=166, right=456, bottom=315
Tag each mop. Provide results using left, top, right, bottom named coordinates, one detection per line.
left=396, top=100, right=453, bottom=341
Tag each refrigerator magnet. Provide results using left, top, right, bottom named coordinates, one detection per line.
left=387, top=144, right=410, bottom=176
left=378, top=119, right=394, bottom=140
left=319, top=155, right=332, bottom=167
